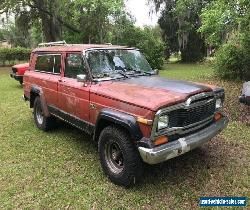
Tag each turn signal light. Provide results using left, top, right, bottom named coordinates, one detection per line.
left=214, top=112, right=222, bottom=121
left=154, top=136, right=168, bottom=146
left=137, top=117, right=153, bottom=125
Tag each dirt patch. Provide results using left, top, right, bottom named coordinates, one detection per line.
left=238, top=104, right=250, bottom=125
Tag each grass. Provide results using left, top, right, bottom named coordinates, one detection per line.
left=0, top=63, right=249, bottom=209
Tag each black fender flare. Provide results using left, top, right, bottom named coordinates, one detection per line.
left=30, top=85, right=50, bottom=117
left=94, top=108, right=143, bottom=142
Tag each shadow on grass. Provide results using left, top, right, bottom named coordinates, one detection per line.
left=48, top=121, right=229, bottom=190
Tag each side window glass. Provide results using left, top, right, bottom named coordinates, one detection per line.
left=54, top=55, right=61, bottom=74
left=35, top=55, right=54, bottom=73
left=65, top=54, right=86, bottom=79
left=35, top=54, right=61, bottom=74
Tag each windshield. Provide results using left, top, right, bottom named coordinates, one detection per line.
left=86, top=49, right=153, bottom=79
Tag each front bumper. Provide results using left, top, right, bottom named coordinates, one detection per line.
left=138, top=116, right=229, bottom=164
left=10, top=72, right=23, bottom=82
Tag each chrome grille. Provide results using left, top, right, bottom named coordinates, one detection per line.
left=168, top=99, right=216, bottom=127
left=150, top=92, right=217, bottom=140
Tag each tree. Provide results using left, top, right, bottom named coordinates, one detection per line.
left=199, top=0, right=250, bottom=80
left=1, top=0, right=73, bottom=42
left=150, top=0, right=210, bottom=62
left=0, top=0, right=125, bottom=43
left=64, top=0, right=125, bottom=44
left=109, top=17, right=166, bottom=69
left=199, top=0, right=250, bottom=47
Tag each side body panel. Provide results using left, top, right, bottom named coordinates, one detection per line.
left=89, top=84, right=154, bottom=138
left=58, top=77, right=90, bottom=121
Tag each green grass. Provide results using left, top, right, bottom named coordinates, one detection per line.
left=0, top=64, right=249, bottom=209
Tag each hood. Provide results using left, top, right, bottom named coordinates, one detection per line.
left=13, top=63, right=29, bottom=68
left=93, top=76, right=213, bottom=111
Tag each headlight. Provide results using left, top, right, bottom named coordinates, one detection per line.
left=158, top=115, right=169, bottom=130
left=216, top=98, right=222, bottom=109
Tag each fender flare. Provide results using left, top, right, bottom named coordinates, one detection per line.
left=94, top=108, right=143, bottom=142
left=30, top=85, right=50, bottom=117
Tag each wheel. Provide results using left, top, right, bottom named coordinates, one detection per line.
left=19, top=78, right=23, bottom=85
left=33, top=96, right=56, bottom=131
left=98, top=126, right=143, bottom=187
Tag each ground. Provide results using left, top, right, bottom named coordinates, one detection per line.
left=0, top=63, right=249, bottom=209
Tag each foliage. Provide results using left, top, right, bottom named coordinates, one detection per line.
left=1, top=24, right=31, bottom=48
left=151, top=0, right=209, bottom=62
left=0, top=30, right=4, bottom=40
left=67, top=0, right=125, bottom=44
left=135, top=27, right=166, bottom=69
left=0, top=47, right=31, bottom=65
left=200, top=0, right=250, bottom=80
left=110, top=22, right=166, bottom=69
left=0, top=0, right=166, bottom=69
left=0, top=0, right=125, bottom=43
left=199, top=0, right=250, bottom=47
left=214, top=38, right=250, bottom=80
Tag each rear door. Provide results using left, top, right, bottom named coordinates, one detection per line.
left=58, top=53, right=90, bottom=121
left=34, top=53, right=62, bottom=108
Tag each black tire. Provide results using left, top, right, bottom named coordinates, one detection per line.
left=19, top=78, right=23, bottom=85
left=98, top=126, right=143, bottom=187
left=33, top=96, right=56, bottom=131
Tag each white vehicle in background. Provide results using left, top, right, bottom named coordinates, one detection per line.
left=239, top=82, right=250, bottom=106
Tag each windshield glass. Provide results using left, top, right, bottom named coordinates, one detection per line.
left=86, top=49, right=153, bottom=78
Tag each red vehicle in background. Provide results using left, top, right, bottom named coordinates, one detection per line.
left=10, top=63, right=29, bottom=84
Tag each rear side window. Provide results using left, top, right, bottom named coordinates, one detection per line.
left=35, top=54, right=61, bottom=74
left=65, top=54, right=86, bottom=79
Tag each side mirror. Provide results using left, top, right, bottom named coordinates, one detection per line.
left=154, top=69, right=159, bottom=75
left=77, top=74, right=87, bottom=83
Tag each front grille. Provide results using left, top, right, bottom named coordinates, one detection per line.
left=12, top=67, right=17, bottom=74
left=168, top=99, right=216, bottom=127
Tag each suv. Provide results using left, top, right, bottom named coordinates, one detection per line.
left=23, top=42, right=228, bottom=186
left=10, top=63, right=29, bottom=84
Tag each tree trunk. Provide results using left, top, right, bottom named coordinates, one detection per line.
left=35, top=0, right=61, bottom=42
left=181, top=31, right=206, bottom=62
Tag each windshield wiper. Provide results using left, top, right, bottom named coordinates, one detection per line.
left=125, top=68, right=153, bottom=76
left=93, top=72, right=111, bottom=79
left=113, top=70, right=129, bottom=78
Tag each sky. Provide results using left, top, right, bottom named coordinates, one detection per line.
left=126, top=0, right=159, bottom=27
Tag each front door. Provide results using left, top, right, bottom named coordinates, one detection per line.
left=58, top=53, right=90, bottom=122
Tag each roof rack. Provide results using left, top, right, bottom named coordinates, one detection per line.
left=38, top=40, right=67, bottom=47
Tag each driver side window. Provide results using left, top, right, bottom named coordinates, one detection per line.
left=65, top=53, right=86, bottom=79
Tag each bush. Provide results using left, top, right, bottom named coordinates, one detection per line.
left=214, top=39, right=250, bottom=80
left=0, top=47, right=31, bottom=66
left=137, top=35, right=166, bottom=70
left=113, top=25, right=166, bottom=70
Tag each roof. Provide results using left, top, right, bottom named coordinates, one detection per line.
left=33, top=44, right=136, bottom=53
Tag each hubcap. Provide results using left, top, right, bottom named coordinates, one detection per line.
left=36, top=103, right=44, bottom=125
left=105, top=141, right=124, bottom=174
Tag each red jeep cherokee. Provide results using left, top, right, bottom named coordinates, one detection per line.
left=10, top=62, right=29, bottom=84
left=23, top=42, right=228, bottom=186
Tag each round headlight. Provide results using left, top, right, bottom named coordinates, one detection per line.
left=216, top=98, right=222, bottom=109
left=158, top=115, right=169, bottom=130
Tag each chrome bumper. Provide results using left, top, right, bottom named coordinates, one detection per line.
left=138, top=116, right=229, bottom=164
left=10, top=72, right=22, bottom=81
